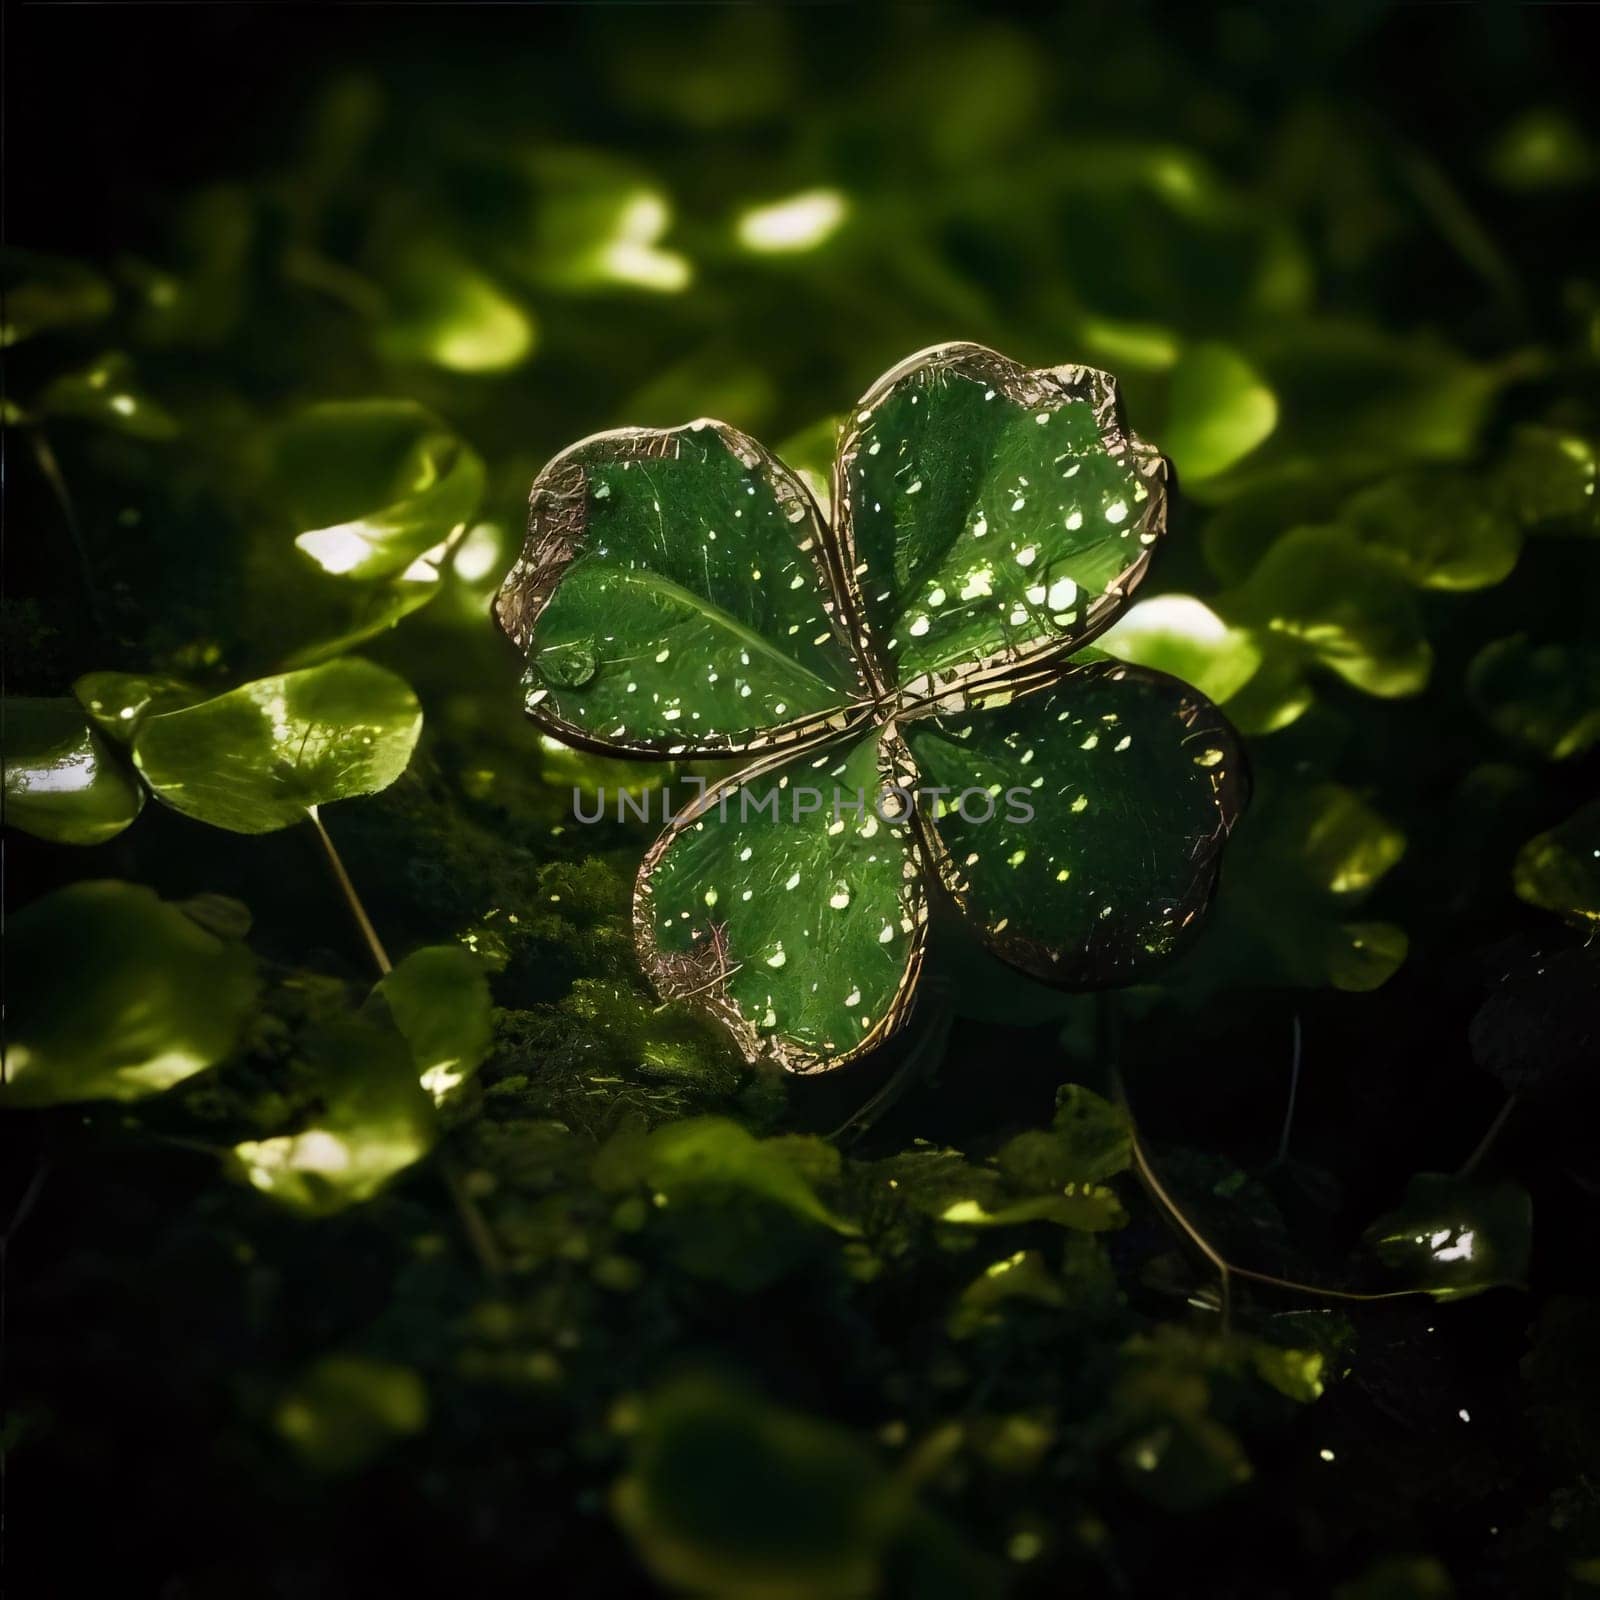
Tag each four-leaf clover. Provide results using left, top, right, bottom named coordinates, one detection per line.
left=496, top=343, right=1248, bottom=1072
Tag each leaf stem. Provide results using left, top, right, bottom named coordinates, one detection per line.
left=1456, top=1093, right=1518, bottom=1180
left=30, top=426, right=104, bottom=630
left=307, top=805, right=392, bottom=975
left=1104, top=995, right=1439, bottom=1328
left=305, top=805, right=503, bottom=1280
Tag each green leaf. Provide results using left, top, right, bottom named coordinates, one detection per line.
left=1162, top=342, right=1277, bottom=481
left=276, top=1356, right=428, bottom=1475
left=1334, top=1556, right=1455, bottom=1600
left=1338, top=469, right=1521, bottom=591
left=369, top=944, right=493, bottom=1102
left=2, top=881, right=257, bottom=1107
left=4, top=697, right=145, bottom=845
left=73, top=671, right=199, bottom=743
left=376, top=240, right=536, bottom=374
left=614, top=1376, right=894, bottom=1600
left=0, top=247, right=113, bottom=346
left=638, top=730, right=926, bottom=1072
left=518, top=152, right=691, bottom=294
left=1494, top=425, right=1598, bottom=537
left=1468, top=635, right=1600, bottom=760
left=1486, top=109, right=1594, bottom=191
left=279, top=560, right=445, bottom=669
left=497, top=419, right=868, bottom=756
left=1249, top=322, right=1496, bottom=471
left=835, top=342, right=1168, bottom=690
left=229, top=1017, right=438, bottom=1215
left=936, top=1189, right=1125, bottom=1232
left=996, top=1084, right=1133, bottom=1190
left=133, top=658, right=422, bottom=833
left=904, top=661, right=1247, bottom=984
left=1227, top=527, right=1433, bottom=697
left=1096, top=593, right=1262, bottom=704
left=1363, top=1173, right=1531, bottom=1300
left=598, top=1117, right=855, bottom=1235
left=35, top=352, right=178, bottom=439
left=278, top=399, right=485, bottom=580
left=1514, top=799, right=1600, bottom=928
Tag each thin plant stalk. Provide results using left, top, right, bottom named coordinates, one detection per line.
left=307, top=804, right=505, bottom=1279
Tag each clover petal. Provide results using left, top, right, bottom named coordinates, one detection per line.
left=833, top=342, right=1167, bottom=699
left=903, top=659, right=1247, bottom=983
left=636, top=728, right=927, bottom=1072
left=497, top=420, right=872, bottom=756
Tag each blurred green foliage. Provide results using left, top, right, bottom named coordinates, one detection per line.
left=4, top=5, right=1599, bottom=1597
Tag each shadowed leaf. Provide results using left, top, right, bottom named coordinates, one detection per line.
left=1363, top=1172, right=1531, bottom=1300
left=2, top=881, right=257, bottom=1107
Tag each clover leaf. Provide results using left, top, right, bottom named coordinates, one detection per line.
left=497, top=342, right=1248, bottom=1072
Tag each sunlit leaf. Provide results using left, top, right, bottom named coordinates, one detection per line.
left=73, top=671, right=198, bottom=743
left=377, top=240, right=535, bottom=374
left=1294, top=782, right=1407, bottom=896
left=1468, top=635, right=1600, bottom=760
left=614, top=1376, right=893, bottom=1600
left=835, top=342, right=1168, bottom=690
left=229, top=1017, right=438, bottom=1214
left=2, top=881, right=257, bottom=1107
left=276, top=1356, right=428, bottom=1475
left=1338, top=469, right=1521, bottom=590
left=1363, top=1173, right=1531, bottom=1300
left=497, top=419, right=869, bottom=757
left=1513, top=799, right=1600, bottom=927
left=638, top=732, right=926, bottom=1072
left=370, top=944, right=493, bottom=1102
left=133, top=658, right=422, bottom=833
left=4, top=697, right=145, bottom=845
left=1162, top=342, right=1277, bottom=481
left=278, top=399, right=485, bottom=580
left=1494, top=425, right=1599, bottom=537
left=936, top=1188, right=1125, bottom=1232
left=904, top=661, right=1247, bottom=984
left=35, top=352, right=178, bottom=440
left=0, top=247, right=113, bottom=346
left=1227, top=527, right=1433, bottom=697
left=1220, top=642, right=1316, bottom=736
left=1096, top=593, right=1262, bottom=703
left=736, top=188, right=850, bottom=255
left=521, top=152, right=690, bottom=293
